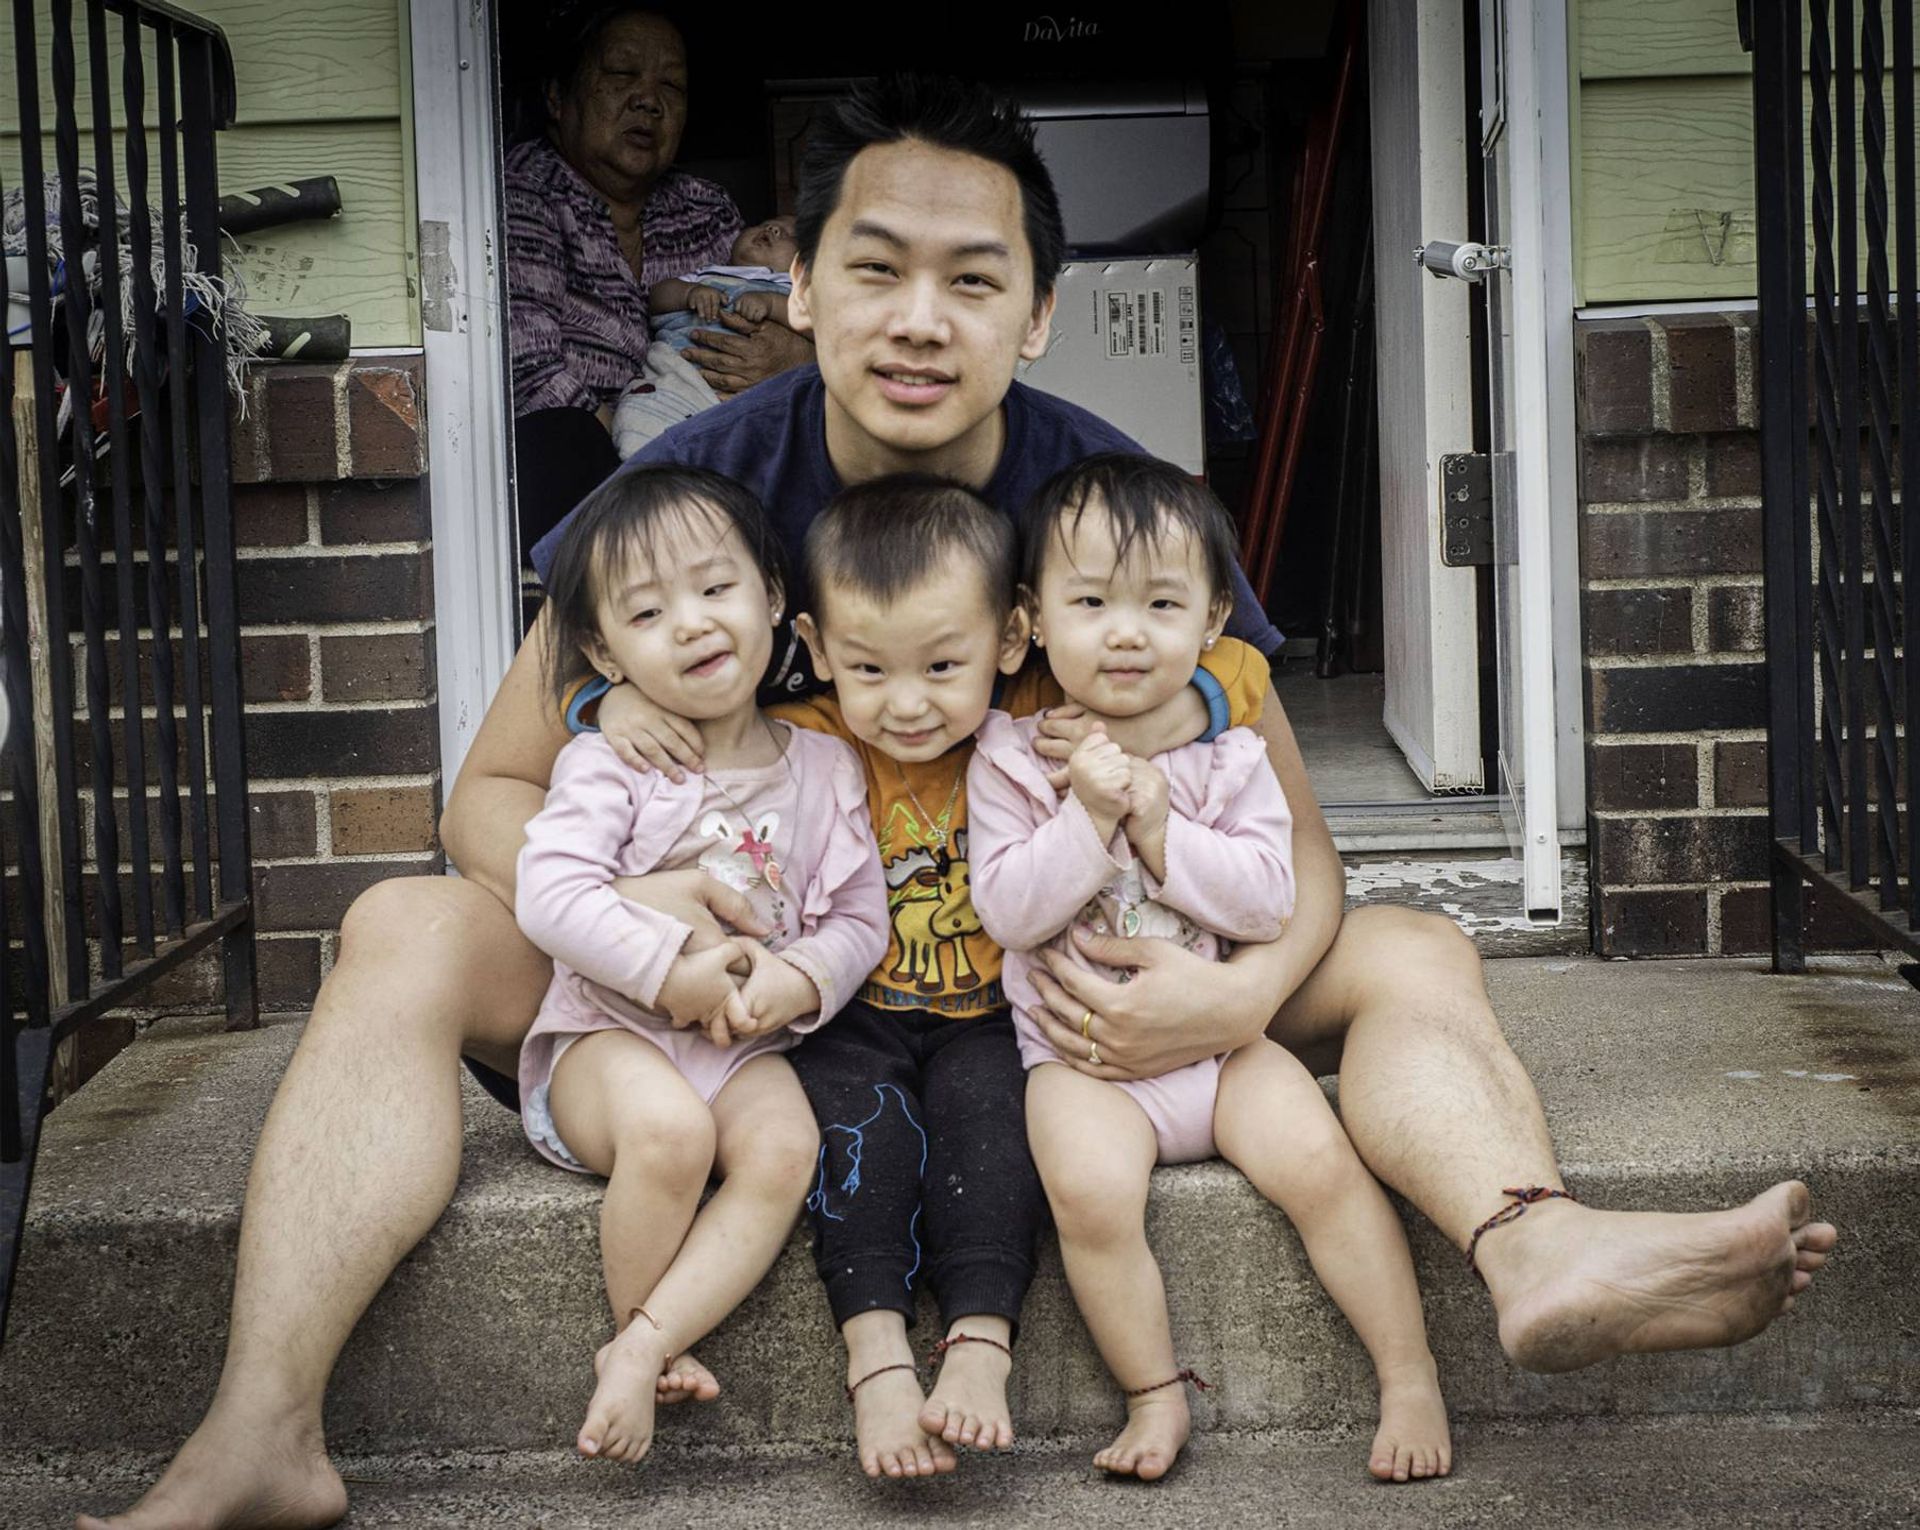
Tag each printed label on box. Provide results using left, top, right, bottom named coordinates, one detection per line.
left=1104, top=288, right=1169, bottom=359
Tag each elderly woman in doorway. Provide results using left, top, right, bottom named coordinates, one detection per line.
left=504, top=3, right=813, bottom=548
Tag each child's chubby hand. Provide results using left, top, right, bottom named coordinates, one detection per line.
left=731, top=291, right=772, bottom=324
left=689, top=283, right=726, bottom=322
left=1033, top=703, right=1095, bottom=790
left=598, top=681, right=705, bottom=782
left=732, top=942, right=821, bottom=1038
left=655, top=938, right=751, bottom=1041
left=1067, top=728, right=1133, bottom=834
left=1124, top=756, right=1170, bottom=839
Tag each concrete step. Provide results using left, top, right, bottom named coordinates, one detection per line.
left=7, top=1412, right=1919, bottom=1528
left=3, top=957, right=1918, bottom=1459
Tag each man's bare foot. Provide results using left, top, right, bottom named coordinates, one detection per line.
left=1094, top=1391, right=1190, bottom=1481
left=1367, top=1358, right=1452, bottom=1483
left=852, top=1367, right=958, bottom=1479
left=657, top=1350, right=721, bottom=1405
left=1484, top=1180, right=1838, bottom=1374
left=74, top=1400, right=345, bottom=1530
left=578, top=1323, right=672, bottom=1463
left=919, top=1328, right=1015, bottom=1451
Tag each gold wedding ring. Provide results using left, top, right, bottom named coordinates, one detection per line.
left=1087, top=1041, right=1103, bottom=1067
left=1079, top=1008, right=1095, bottom=1041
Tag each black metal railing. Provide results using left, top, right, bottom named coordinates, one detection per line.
left=1, top=0, right=255, bottom=1344
left=1748, top=0, right=1920, bottom=968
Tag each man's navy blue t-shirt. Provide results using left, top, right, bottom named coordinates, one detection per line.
left=529, top=364, right=1284, bottom=698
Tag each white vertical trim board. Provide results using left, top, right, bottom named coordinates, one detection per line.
left=1491, top=0, right=1564, bottom=920
left=410, top=0, right=519, bottom=799
left=1538, top=0, right=1587, bottom=831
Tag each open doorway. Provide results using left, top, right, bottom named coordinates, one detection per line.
left=454, top=0, right=1572, bottom=875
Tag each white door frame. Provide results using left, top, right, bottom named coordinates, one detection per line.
left=1484, top=0, right=1584, bottom=920
left=1538, top=0, right=1585, bottom=835
left=409, top=0, right=519, bottom=797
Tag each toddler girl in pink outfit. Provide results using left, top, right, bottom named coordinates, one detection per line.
left=968, top=454, right=1451, bottom=1484
left=516, top=466, right=887, bottom=1466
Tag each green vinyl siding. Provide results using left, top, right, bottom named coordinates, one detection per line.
left=1576, top=0, right=1919, bottom=305
left=3, top=0, right=417, bottom=348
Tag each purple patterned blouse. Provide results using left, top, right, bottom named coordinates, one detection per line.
left=504, top=136, right=744, bottom=417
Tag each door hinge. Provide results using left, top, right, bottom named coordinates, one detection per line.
left=1440, top=453, right=1493, bottom=566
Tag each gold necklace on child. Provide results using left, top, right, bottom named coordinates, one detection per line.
left=708, top=717, right=795, bottom=891
left=895, top=755, right=963, bottom=852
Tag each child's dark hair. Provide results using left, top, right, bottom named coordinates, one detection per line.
left=1020, top=453, right=1238, bottom=610
left=542, top=465, right=785, bottom=702
left=804, top=474, right=1016, bottom=627
left=793, top=74, right=1066, bottom=305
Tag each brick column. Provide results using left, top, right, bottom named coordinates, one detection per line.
left=1577, top=314, right=1868, bottom=956
left=148, top=355, right=443, bottom=1014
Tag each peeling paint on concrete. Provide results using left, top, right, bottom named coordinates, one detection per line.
left=1342, top=852, right=1590, bottom=956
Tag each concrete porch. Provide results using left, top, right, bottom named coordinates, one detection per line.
left=2, top=955, right=1917, bottom=1523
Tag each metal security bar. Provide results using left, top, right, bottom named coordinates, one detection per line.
left=1748, top=0, right=1920, bottom=968
left=1, top=0, right=255, bottom=1344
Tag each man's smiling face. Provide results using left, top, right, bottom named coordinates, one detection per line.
left=788, top=139, right=1055, bottom=480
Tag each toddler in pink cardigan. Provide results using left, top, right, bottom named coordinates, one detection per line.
left=968, top=454, right=1451, bottom=1484
left=516, top=466, right=887, bottom=1466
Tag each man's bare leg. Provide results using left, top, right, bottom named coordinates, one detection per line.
left=77, top=876, right=551, bottom=1530
left=1270, top=905, right=1838, bottom=1374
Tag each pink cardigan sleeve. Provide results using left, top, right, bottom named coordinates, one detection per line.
left=770, top=743, right=889, bottom=1030
left=967, top=713, right=1127, bottom=952
left=1148, top=730, right=1296, bottom=942
left=514, top=736, right=694, bottom=1008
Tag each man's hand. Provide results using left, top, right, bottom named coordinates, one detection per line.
left=655, top=939, right=751, bottom=1036
left=1066, top=729, right=1131, bottom=841
left=684, top=310, right=814, bottom=396
left=598, top=682, right=704, bottom=781
left=734, top=943, right=821, bottom=1037
left=1124, top=757, right=1170, bottom=880
left=1026, top=926, right=1274, bottom=1080
left=689, top=284, right=726, bottom=322
left=610, top=869, right=773, bottom=950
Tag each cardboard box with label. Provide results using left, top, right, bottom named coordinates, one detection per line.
left=1018, top=256, right=1204, bottom=476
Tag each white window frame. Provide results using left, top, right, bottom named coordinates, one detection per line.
left=409, top=0, right=519, bottom=797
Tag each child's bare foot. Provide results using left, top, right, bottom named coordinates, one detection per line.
left=852, top=1366, right=958, bottom=1479
left=1367, top=1358, right=1452, bottom=1482
left=657, top=1350, right=721, bottom=1405
left=1094, top=1390, right=1190, bottom=1481
left=919, top=1329, right=1015, bottom=1451
left=579, top=1323, right=672, bottom=1463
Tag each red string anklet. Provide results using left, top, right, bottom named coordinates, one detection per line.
left=845, top=1361, right=917, bottom=1403
left=929, top=1333, right=1013, bottom=1365
left=1465, top=1186, right=1580, bottom=1284
left=1124, top=1367, right=1211, bottom=1398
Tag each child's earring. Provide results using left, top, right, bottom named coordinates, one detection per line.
left=604, top=667, right=622, bottom=685
left=1204, top=635, right=1217, bottom=651
left=771, top=606, right=784, bottom=626
left=1032, top=631, right=1045, bottom=648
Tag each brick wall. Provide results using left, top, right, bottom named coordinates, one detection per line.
left=1577, top=313, right=1868, bottom=956
left=145, top=353, right=442, bottom=1015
